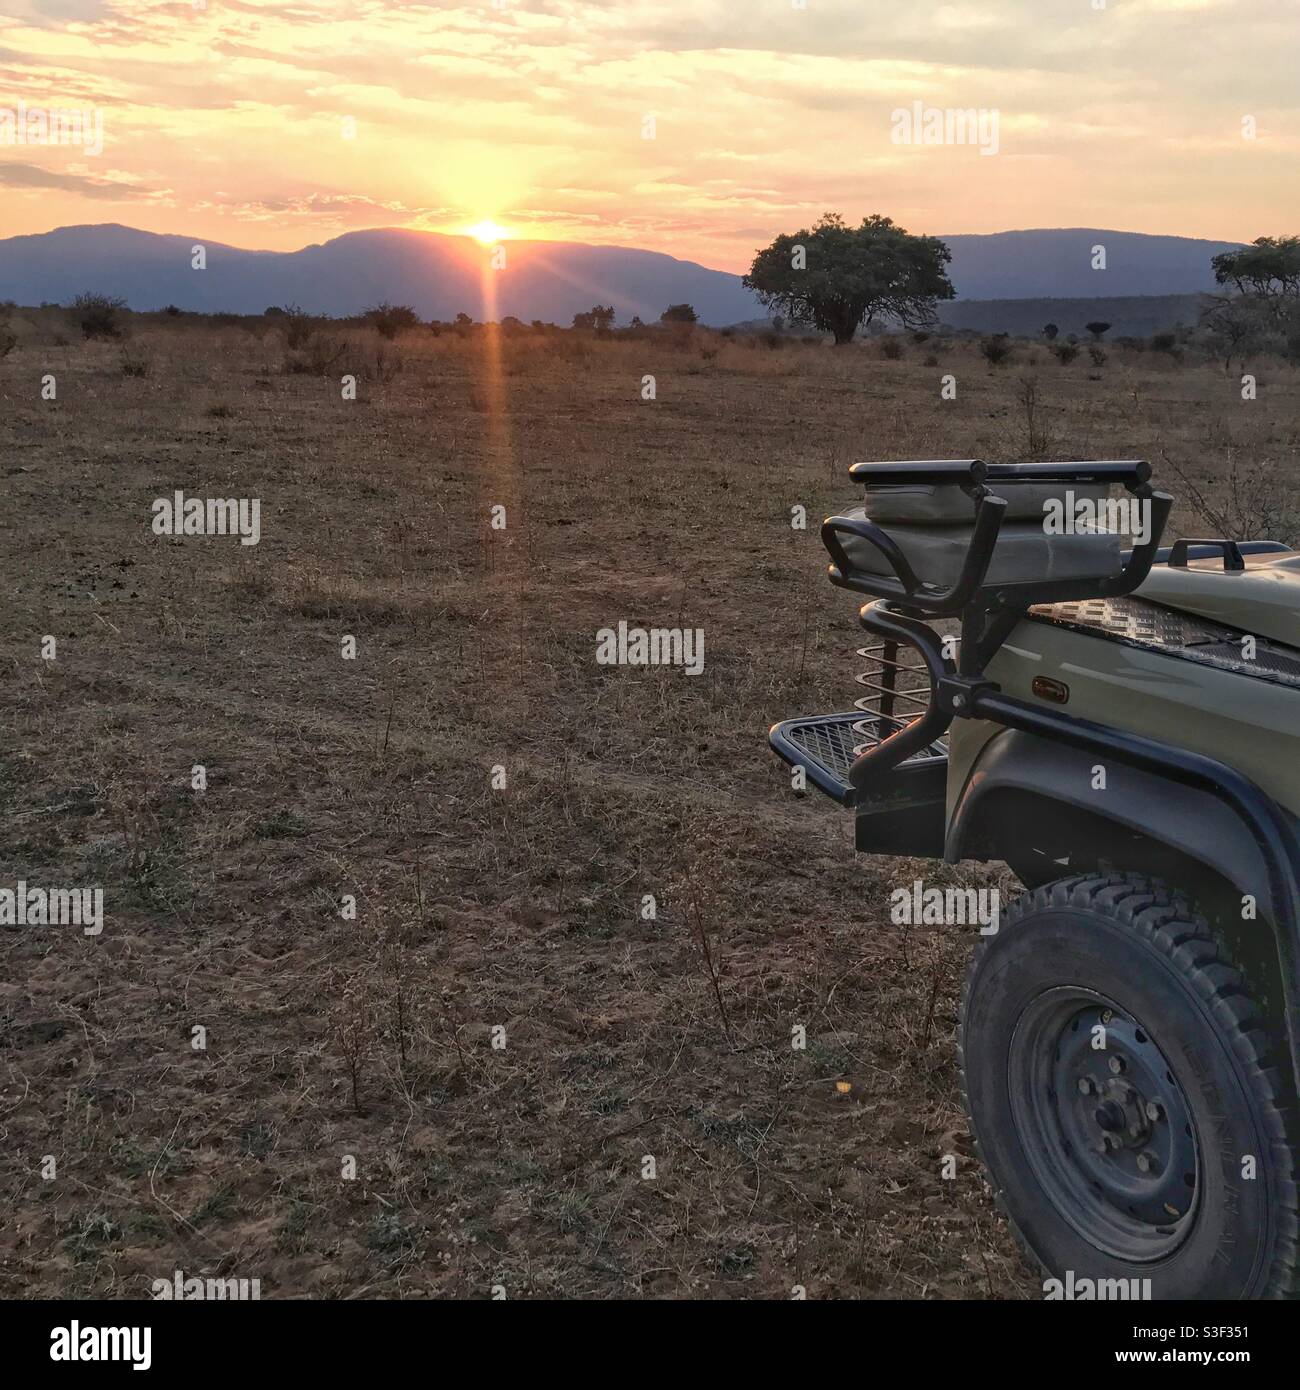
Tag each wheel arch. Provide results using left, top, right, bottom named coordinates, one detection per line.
left=947, top=727, right=1300, bottom=1095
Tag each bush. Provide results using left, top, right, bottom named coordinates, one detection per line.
left=368, top=343, right=403, bottom=383
left=284, top=334, right=347, bottom=376
left=1088, top=344, right=1107, bottom=367
left=1150, top=332, right=1178, bottom=353
left=1052, top=343, right=1080, bottom=365
left=119, top=347, right=150, bottom=377
left=364, top=302, right=420, bottom=339
left=279, top=303, right=318, bottom=349
left=980, top=334, right=1013, bottom=366
left=879, top=337, right=905, bottom=360
left=70, top=292, right=127, bottom=340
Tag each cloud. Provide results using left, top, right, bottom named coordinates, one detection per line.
left=0, top=159, right=151, bottom=198
left=0, top=0, right=1294, bottom=264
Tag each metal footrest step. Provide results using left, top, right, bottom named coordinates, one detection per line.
left=768, top=711, right=948, bottom=804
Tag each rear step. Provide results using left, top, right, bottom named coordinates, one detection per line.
left=769, top=711, right=948, bottom=806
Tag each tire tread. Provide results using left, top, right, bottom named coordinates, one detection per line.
left=957, top=872, right=1300, bottom=1298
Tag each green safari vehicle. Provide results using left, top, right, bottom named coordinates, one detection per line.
left=770, top=458, right=1300, bottom=1299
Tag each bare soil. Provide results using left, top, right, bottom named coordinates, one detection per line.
left=2, top=321, right=1296, bottom=1298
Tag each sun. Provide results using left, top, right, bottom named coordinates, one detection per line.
left=466, top=219, right=509, bottom=246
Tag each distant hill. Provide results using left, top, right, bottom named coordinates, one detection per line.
left=0, top=223, right=1243, bottom=325
left=940, top=229, right=1239, bottom=300
left=0, top=224, right=762, bottom=326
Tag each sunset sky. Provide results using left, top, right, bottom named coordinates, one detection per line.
left=0, top=0, right=1296, bottom=272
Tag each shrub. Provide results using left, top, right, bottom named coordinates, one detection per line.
left=980, top=334, right=1013, bottom=366
left=119, top=347, right=150, bottom=377
left=1052, top=343, right=1080, bottom=364
left=1150, top=331, right=1178, bottom=353
left=364, top=302, right=420, bottom=339
left=70, top=291, right=127, bottom=340
left=369, top=343, right=403, bottom=383
left=1018, top=376, right=1056, bottom=457
left=879, top=337, right=905, bottom=360
left=284, top=334, right=347, bottom=375
left=1088, top=344, right=1107, bottom=367
left=280, top=303, right=317, bottom=349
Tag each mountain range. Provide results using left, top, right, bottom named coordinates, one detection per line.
left=0, top=223, right=1242, bottom=326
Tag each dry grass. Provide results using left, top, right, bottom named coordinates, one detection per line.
left=1, top=320, right=1298, bottom=1299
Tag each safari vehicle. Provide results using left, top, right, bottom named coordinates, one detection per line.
left=770, top=459, right=1300, bottom=1299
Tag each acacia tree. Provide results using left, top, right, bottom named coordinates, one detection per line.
left=743, top=213, right=955, bottom=345
left=1211, top=236, right=1300, bottom=302
left=1201, top=234, right=1300, bottom=366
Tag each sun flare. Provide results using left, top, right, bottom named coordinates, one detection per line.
left=466, top=219, right=509, bottom=246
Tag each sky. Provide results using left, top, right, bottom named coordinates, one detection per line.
left=0, top=0, right=1296, bottom=272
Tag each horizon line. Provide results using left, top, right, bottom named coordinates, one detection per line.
left=0, top=219, right=1251, bottom=278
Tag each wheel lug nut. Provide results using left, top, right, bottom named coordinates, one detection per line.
left=1078, top=1077, right=1096, bottom=1096
left=1102, top=1134, right=1120, bottom=1153
left=1108, top=1056, right=1126, bottom=1075
left=1145, top=1099, right=1163, bottom=1122
left=1136, top=1150, right=1156, bottom=1174
left=1128, top=1123, right=1144, bottom=1138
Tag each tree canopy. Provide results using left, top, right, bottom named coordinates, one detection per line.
left=743, top=213, right=955, bottom=345
left=572, top=304, right=615, bottom=332
left=1211, top=236, right=1300, bottom=301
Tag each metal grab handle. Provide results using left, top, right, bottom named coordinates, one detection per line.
left=820, top=514, right=923, bottom=594
left=1168, top=537, right=1246, bottom=572
left=848, top=458, right=1152, bottom=486
left=821, top=493, right=1008, bottom=615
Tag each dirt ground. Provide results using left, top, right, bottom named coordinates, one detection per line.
left=2, top=319, right=1296, bottom=1298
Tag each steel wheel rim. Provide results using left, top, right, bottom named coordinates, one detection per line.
left=1007, top=987, right=1200, bottom=1262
